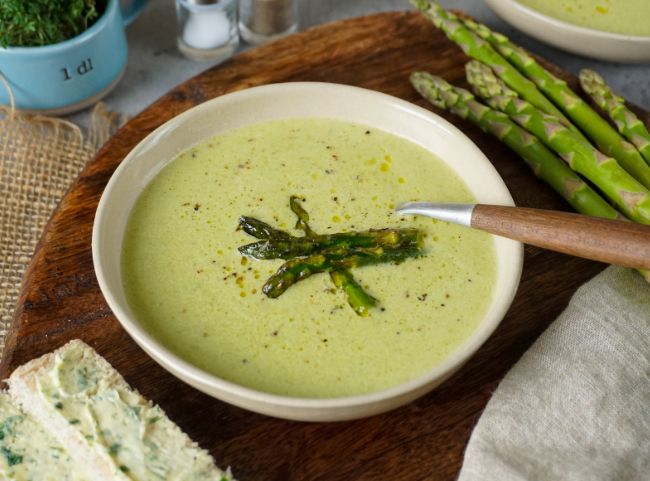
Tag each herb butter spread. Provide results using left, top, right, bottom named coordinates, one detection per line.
left=9, top=340, right=232, bottom=481
left=122, top=118, right=497, bottom=398
left=0, top=392, right=89, bottom=480
left=516, top=0, right=650, bottom=36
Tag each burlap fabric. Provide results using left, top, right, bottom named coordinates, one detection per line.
left=0, top=97, right=122, bottom=355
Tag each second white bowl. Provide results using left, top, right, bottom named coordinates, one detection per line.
left=484, top=0, right=650, bottom=62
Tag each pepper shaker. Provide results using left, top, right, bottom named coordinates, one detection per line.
left=176, top=0, right=240, bottom=62
left=238, top=0, right=298, bottom=45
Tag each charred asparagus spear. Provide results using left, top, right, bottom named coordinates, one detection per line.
left=262, top=245, right=420, bottom=298
left=289, top=195, right=316, bottom=237
left=238, top=216, right=293, bottom=240
left=287, top=196, right=420, bottom=252
left=441, top=6, right=650, bottom=189
left=329, top=270, right=377, bottom=317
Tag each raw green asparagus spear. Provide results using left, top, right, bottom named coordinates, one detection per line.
left=288, top=195, right=379, bottom=316
left=330, top=270, right=378, bottom=316
left=579, top=69, right=650, bottom=166
left=238, top=216, right=293, bottom=240
left=457, top=16, right=650, bottom=189
left=410, top=0, right=569, bottom=124
left=263, top=246, right=420, bottom=298
left=411, top=72, right=650, bottom=283
left=410, top=71, right=622, bottom=221
left=465, top=61, right=650, bottom=225
left=291, top=196, right=411, bottom=256
left=239, top=228, right=422, bottom=260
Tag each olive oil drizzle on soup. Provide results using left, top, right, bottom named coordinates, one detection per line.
left=122, top=118, right=496, bottom=398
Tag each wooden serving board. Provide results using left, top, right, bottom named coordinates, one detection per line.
left=3, top=11, right=646, bottom=480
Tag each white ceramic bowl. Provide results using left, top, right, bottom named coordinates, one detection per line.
left=93, top=83, right=523, bottom=422
left=484, top=0, right=650, bottom=63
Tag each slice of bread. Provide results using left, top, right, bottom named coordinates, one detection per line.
left=0, top=391, right=91, bottom=480
left=8, top=340, right=233, bottom=481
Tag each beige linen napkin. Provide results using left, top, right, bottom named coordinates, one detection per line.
left=458, top=266, right=650, bottom=481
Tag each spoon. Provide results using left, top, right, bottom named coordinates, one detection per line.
left=396, top=202, right=650, bottom=270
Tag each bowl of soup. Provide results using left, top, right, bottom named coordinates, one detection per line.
left=484, top=0, right=650, bottom=62
left=93, top=82, right=523, bottom=421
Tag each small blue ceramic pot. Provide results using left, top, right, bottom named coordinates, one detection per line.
left=0, top=0, right=128, bottom=115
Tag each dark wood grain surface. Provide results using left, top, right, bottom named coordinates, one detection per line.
left=3, top=11, right=645, bottom=480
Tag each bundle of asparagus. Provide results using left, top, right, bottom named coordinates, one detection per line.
left=238, top=196, right=423, bottom=315
left=410, top=0, right=650, bottom=281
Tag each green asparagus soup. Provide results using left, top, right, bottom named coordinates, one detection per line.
left=122, top=118, right=497, bottom=398
left=516, top=0, right=650, bottom=36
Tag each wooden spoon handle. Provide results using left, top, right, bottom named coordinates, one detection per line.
left=472, top=205, right=650, bottom=270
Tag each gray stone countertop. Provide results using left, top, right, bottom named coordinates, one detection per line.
left=70, top=0, right=650, bottom=126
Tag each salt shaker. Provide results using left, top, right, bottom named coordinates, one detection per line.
left=238, top=0, right=298, bottom=45
left=176, top=0, right=240, bottom=62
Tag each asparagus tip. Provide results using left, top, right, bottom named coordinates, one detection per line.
left=410, top=71, right=449, bottom=109
left=465, top=60, right=513, bottom=100
left=410, top=0, right=432, bottom=12
left=578, top=68, right=607, bottom=96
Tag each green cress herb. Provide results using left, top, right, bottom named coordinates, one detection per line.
left=0, top=0, right=104, bottom=47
